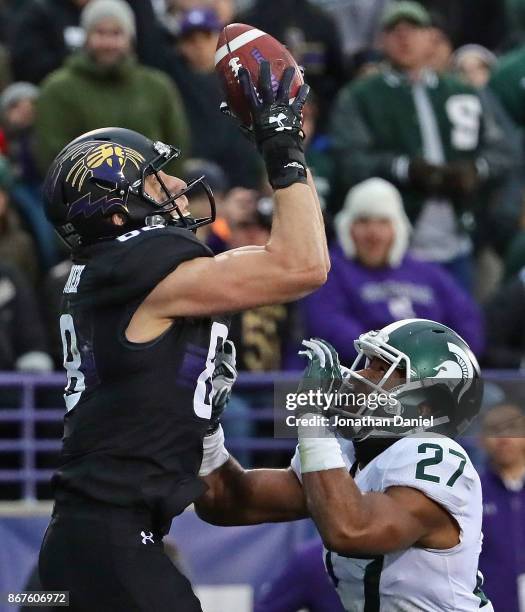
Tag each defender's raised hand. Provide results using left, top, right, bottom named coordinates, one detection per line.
left=208, top=340, right=238, bottom=435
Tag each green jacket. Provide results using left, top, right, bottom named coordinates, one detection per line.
left=490, top=46, right=525, bottom=127
left=35, top=52, right=189, bottom=173
left=330, top=68, right=511, bottom=221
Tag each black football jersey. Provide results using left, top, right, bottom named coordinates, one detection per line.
left=53, top=225, right=229, bottom=530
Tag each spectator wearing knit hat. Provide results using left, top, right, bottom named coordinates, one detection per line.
left=452, top=45, right=525, bottom=296
left=8, top=0, right=169, bottom=85
left=0, top=82, right=59, bottom=271
left=299, top=178, right=484, bottom=362
left=330, top=1, right=513, bottom=291
left=0, top=157, right=40, bottom=285
left=165, top=6, right=262, bottom=188
left=35, top=0, right=189, bottom=174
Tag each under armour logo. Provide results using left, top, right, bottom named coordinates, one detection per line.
left=229, top=57, right=243, bottom=78
left=284, top=162, right=304, bottom=170
left=269, top=113, right=290, bottom=131
left=141, top=531, right=154, bottom=545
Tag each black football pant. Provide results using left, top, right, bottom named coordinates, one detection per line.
left=39, top=500, right=202, bottom=612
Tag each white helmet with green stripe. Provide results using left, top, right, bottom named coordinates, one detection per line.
left=342, top=318, right=483, bottom=440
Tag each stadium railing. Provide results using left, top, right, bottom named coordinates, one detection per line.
left=0, top=370, right=523, bottom=502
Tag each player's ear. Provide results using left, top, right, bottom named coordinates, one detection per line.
left=111, top=213, right=126, bottom=226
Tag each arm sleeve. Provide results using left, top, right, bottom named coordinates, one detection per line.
left=299, top=265, right=366, bottom=363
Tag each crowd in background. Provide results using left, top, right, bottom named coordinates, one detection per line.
left=0, top=2, right=524, bottom=610
left=2, top=0, right=525, bottom=373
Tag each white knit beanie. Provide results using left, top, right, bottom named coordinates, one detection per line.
left=81, top=0, right=136, bottom=38
left=334, top=178, right=412, bottom=267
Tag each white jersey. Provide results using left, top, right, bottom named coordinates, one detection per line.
left=291, top=434, right=493, bottom=612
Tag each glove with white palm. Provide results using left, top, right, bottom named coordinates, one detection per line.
left=207, top=340, right=237, bottom=436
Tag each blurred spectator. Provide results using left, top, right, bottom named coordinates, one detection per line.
left=453, top=45, right=525, bottom=298
left=453, top=45, right=498, bottom=89
left=300, top=178, right=484, bottom=363
left=350, top=48, right=384, bottom=81
left=504, top=208, right=525, bottom=280
left=426, top=12, right=453, bottom=74
left=0, top=156, right=40, bottom=284
left=483, top=267, right=525, bottom=368
left=311, top=0, right=390, bottom=62
left=478, top=404, right=525, bottom=612
left=490, top=43, right=525, bottom=128
left=0, top=82, right=60, bottom=270
left=330, top=1, right=512, bottom=290
left=254, top=538, right=344, bottom=612
left=9, top=0, right=170, bottom=84
left=9, top=0, right=89, bottom=85
left=503, top=0, right=525, bottom=50
left=212, top=0, right=235, bottom=22
left=35, top=0, right=188, bottom=174
left=165, top=7, right=261, bottom=188
left=419, top=0, right=506, bottom=52
left=158, top=0, right=235, bottom=43
left=0, top=82, right=40, bottom=183
left=220, top=196, right=303, bottom=370
left=0, top=43, right=11, bottom=92
left=206, top=186, right=258, bottom=253
left=237, top=0, right=345, bottom=122
left=302, top=93, right=334, bottom=212
left=183, top=157, right=228, bottom=243
left=0, top=262, right=53, bottom=371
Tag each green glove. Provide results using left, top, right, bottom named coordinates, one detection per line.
left=297, top=338, right=344, bottom=414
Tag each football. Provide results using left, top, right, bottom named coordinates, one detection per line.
left=214, top=23, right=304, bottom=126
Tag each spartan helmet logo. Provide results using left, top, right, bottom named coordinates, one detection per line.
left=432, top=342, right=474, bottom=401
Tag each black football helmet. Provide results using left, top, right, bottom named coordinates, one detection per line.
left=44, top=127, right=216, bottom=249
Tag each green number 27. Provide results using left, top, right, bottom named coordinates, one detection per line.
left=415, top=443, right=467, bottom=487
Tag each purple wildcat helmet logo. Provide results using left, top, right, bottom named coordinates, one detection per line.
left=64, top=141, right=145, bottom=191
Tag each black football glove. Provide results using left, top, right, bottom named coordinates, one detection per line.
left=441, top=160, right=480, bottom=197
left=238, top=60, right=310, bottom=190
left=407, top=158, right=446, bottom=194
left=207, top=340, right=237, bottom=436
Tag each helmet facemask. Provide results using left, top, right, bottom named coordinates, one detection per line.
left=125, top=141, right=216, bottom=233
left=336, top=331, right=454, bottom=441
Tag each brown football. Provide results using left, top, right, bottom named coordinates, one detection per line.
left=214, top=23, right=304, bottom=126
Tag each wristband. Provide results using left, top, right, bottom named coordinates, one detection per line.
left=199, top=425, right=230, bottom=476
left=261, top=135, right=307, bottom=190
left=298, top=414, right=346, bottom=473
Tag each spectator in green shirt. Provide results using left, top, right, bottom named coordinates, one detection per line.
left=35, top=0, right=189, bottom=174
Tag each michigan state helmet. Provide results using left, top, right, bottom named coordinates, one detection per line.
left=44, top=127, right=216, bottom=249
left=339, top=318, right=483, bottom=440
